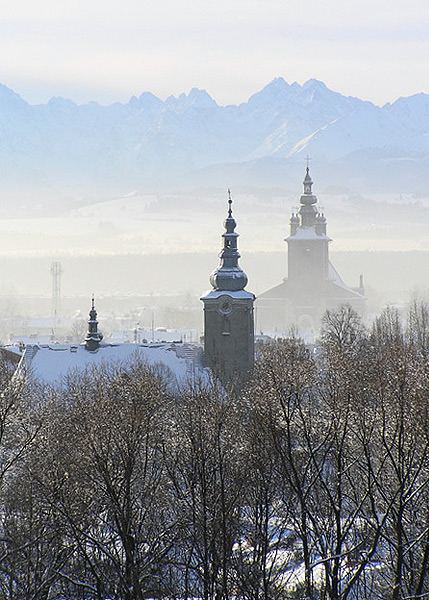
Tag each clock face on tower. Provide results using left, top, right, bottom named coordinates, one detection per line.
left=218, top=296, right=233, bottom=315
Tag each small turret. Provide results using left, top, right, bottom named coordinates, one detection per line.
left=290, top=213, right=300, bottom=235
left=84, top=297, right=103, bottom=351
left=315, top=212, right=327, bottom=235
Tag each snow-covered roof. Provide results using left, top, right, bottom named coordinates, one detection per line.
left=17, top=342, right=203, bottom=391
left=0, top=346, right=23, bottom=365
left=327, top=261, right=364, bottom=298
left=286, top=227, right=332, bottom=241
left=2, top=344, right=25, bottom=356
left=200, top=289, right=255, bottom=300
left=328, top=260, right=347, bottom=286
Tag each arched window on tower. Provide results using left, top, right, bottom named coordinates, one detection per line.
left=222, top=317, right=231, bottom=336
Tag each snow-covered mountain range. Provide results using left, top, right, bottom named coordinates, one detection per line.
left=0, top=77, right=428, bottom=195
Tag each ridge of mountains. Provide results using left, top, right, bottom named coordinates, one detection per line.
left=0, top=77, right=428, bottom=197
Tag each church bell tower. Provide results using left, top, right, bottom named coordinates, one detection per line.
left=84, top=297, right=103, bottom=351
left=286, top=166, right=331, bottom=295
left=201, top=191, right=255, bottom=382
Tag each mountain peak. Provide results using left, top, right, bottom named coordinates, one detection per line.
left=266, top=77, right=290, bottom=90
left=248, top=77, right=291, bottom=105
left=47, top=96, right=77, bottom=109
left=185, top=88, right=217, bottom=108
left=0, top=78, right=426, bottom=195
left=303, top=79, right=328, bottom=91
left=128, top=91, right=163, bottom=111
left=389, top=91, right=429, bottom=108
left=165, top=88, right=217, bottom=110
left=0, top=83, right=27, bottom=107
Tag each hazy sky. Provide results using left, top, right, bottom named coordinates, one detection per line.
left=0, top=0, right=428, bottom=106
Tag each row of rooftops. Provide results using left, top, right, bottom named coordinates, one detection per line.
left=15, top=340, right=203, bottom=389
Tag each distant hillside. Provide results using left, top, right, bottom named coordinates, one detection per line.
left=0, top=78, right=428, bottom=198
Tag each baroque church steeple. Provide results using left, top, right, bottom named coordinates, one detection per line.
left=84, top=297, right=103, bottom=351
left=295, top=166, right=321, bottom=229
left=285, top=167, right=332, bottom=289
left=201, top=191, right=255, bottom=383
left=209, top=189, right=248, bottom=292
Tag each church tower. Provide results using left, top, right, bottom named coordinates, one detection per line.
left=201, top=191, right=255, bottom=382
left=257, top=167, right=365, bottom=332
left=84, top=297, right=103, bottom=351
left=286, top=166, right=331, bottom=296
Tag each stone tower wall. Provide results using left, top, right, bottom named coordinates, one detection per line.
left=202, top=294, right=254, bottom=382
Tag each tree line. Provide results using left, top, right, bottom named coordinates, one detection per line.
left=0, top=303, right=428, bottom=600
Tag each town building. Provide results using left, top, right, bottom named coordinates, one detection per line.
left=257, top=168, right=365, bottom=334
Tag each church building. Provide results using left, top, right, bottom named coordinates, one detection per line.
left=257, top=168, right=365, bottom=333
left=201, top=192, right=255, bottom=382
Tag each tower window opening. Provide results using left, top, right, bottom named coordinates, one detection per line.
left=222, top=317, right=231, bottom=335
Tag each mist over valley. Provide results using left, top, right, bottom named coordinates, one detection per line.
left=0, top=79, right=429, bottom=337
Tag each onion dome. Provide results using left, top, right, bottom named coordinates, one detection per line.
left=209, top=190, right=248, bottom=292
left=299, top=166, right=319, bottom=226
left=303, top=166, right=313, bottom=194
left=300, top=166, right=318, bottom=206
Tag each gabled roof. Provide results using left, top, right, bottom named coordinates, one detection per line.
left=16, top=341, right=203, bottom=391
left=257, top=264, right=365, bottom=303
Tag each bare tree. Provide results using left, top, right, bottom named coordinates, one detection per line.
left=244, top=337, right=320, bottom=599
left=166, top=379, right=246, bottom=600
left=369, top=306, right=429, bottom=599
left=14, top=358, right=178, bottom=600
left=0, top=361, right=45, bottom=600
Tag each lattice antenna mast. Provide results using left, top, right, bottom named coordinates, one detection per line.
left=50, top=261, right=63, bottom=318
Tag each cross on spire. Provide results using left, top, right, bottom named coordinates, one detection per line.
left=306, top=155, right=311, bottom=171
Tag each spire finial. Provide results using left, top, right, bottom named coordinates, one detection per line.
left=306, top=155, right=311, bottom=172
left=227, top=188, right=233, bottom=217
left=91, top=294, right=95, bottom=309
